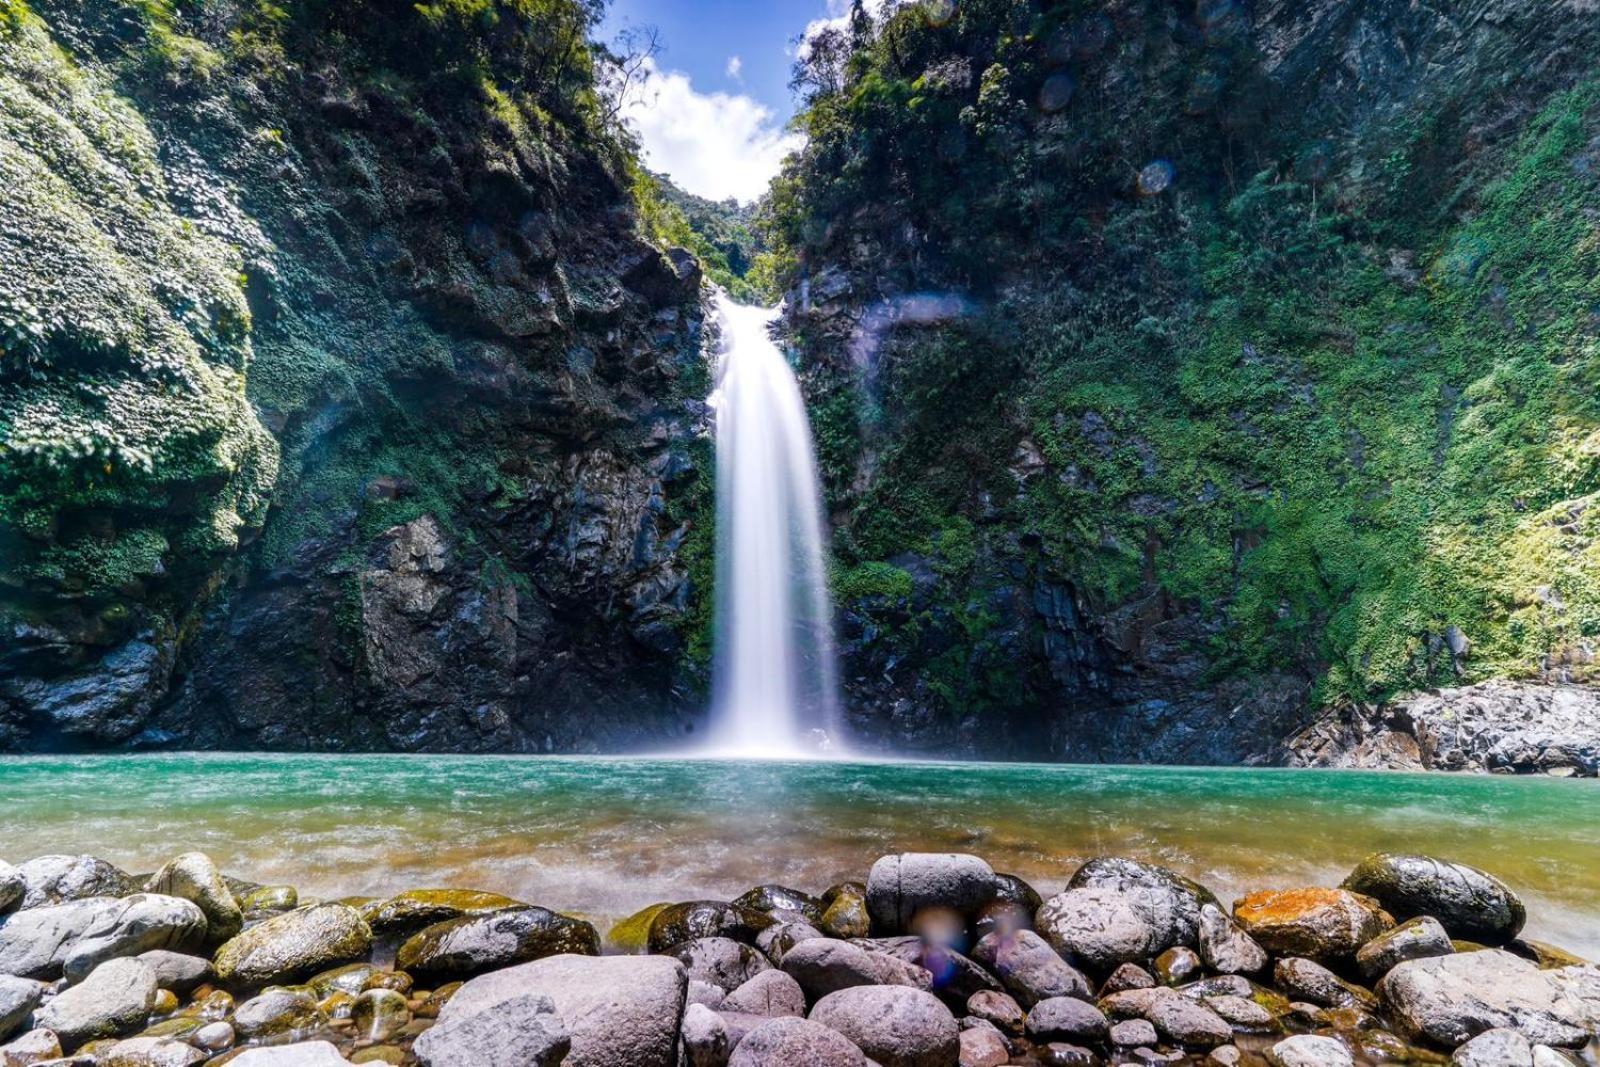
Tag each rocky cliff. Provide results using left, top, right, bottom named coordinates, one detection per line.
left=766, top=0, right=1600, bottom=762
left=0, top=0, right=712, bottom=751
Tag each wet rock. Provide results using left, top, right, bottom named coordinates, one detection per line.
left=867, top=853, right=997, bottom=933
left=669, top=937, right=772, bottom=993
left=135, top=951, right=212, bottom=994
left=15, top=856, right=135, bottom=908
left=352, top=988, right=410, bottom=1041
left=1511, top=941, right=1590, bottom=970
left=1100, top=987, right=1231, bottom=1047
left=1206, top=1046, right=1243, bottom=1066
left=958, top=1025, right=1008, bottom=1067
left=363, top=889, right=526, bottom=936
left=810, top=984, right=960, bottom=1067
left=974, top=874, right=1041, bottom=940
left=397, top=906, right=600, bottom=982
left=1101, top=963, right=1157, bottom=995
left=1232, top=889, right=1392, bottom=966
left=649, top=902, right=774, bottom=953
left=414, top=991, right=569, bottom=1067
left=228, top=1042, right=351, bottom=1065
left=1036, top=887, right=1165, bottom=971
left=1198, top=904, right=1267, bottom=975
left=1356, top=916, right=1454, bottom=979
left=99, top=1036, right=208, bottom=1066
left=0, top=894, right=206, bottom=980
left=682, top=1003, right=731, bottom=1067
left=722, top=969, right=806, bottom=1018
left=971, top=929, right=1090, bottom=1006
left=35, top=957, right=156, bottom=1050
left=820, top=884, right=871, bottom=940
left=1111, top=1017, right=1158, bottom=1046
left=0, top=1027, right=61, bottom=1065
left=1267, top=1034, right=1353, bottom=1067
left=1453, top=1028, right=1533, bottom=1066
left=1039, top=1043, right=1098, bottom=1065
left=1155, top=947, right=1201, bottom=985
left=609, top=903, right=671, bottom=954
left=781, top=937, right=931, bottom=999
left=1205, top=994, right=1276, bottom=1029
left=0, top=864, right=21, bottom=917
left=1343, top=854, right=1525, bottom=946
left=144, top=854, right=241, bottom=945
left=1025, top=996, right=1109, bottom=1043
left=1068, top=859, right=1216, bottom=949
left=213, top=903, right=372, bottom=987
left=757, top=920, right=827, bottom=966
left=239, top=885, right=298, bottom=916
left=966, top=989, right=1024, bottom=1033
left=733, top=886, right=825, bottom=924
left=727, top=1015, right=867, bottom=1066
left=0, top=977, right=44, bottom=1041
left=1377, top=949, right=1593, bottom=1047
left=1273, top=958, right=1375, bottom=1008
left=233, top=988, right=328, bottom=1040
left=191, top=1021, right=233, bottom=1052
left=438, top=953, right=687, bottom=1067
left=306, top=962, right=389, bottom=998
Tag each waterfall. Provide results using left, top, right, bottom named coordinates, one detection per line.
left=708, top=293, right=842, bottom=756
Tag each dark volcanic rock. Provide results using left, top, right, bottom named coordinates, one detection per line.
left=1342, top=854, right=1526, bottom=946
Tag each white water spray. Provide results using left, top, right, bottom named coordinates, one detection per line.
left=707, top=293, right=842, bottom=757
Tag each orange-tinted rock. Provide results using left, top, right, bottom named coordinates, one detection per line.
left=1232, top=889, right=1392, bottom=966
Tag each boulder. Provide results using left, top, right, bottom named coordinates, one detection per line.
left=1100, top=987, right=1231, bottom=1048
left=213, top=903, right=372, bottom=987
left=396, top=906, right=599, bottom=982
left=1232, top=888, right=1392, bottom=966
left=681, top=1003, right=731, bottom=1067
left=649, top=902, right=773, bottom=953
left=0, top=864, right=21, bottom=916
left=15, top=855, right=135, bottom=908
left=192, top=1021, right=234, bottom=1052
left=363, top=888, right=526, bottom=936
left=99, top=1035, right=210, bottom=1066
left=867, top=854, right=996, bottom=933
left=0, top=1027, right=60, bottom=1065
left=1452, top=1028, right=1533, bottom=1066
left=35, top=957, right=156, bottom=1051
left=438, top=953, right=687, bottom=1067
left=966, top=990, right=1024, bottom=1033
left=413, top=991, right=569, bottom=1067
left=971, top=929, right=1090, bottom=1006
left=1273, top=958, right=1375, bottom=1008
left=136, top=950, right=212, bottom=994
left=781, top=937, right=931, bottom=999
left=727, top=1016, right=867, bottom=1066
left=757, top=920, right=827, bottom=967
left=722, top=969, right=806, bottom=1017
left=1024, top=996, right=1109, bottom=1043
left=1110, top=1018, right=1158, bottom=1047
left=958, top=1025, right=1009, bottom=1067
left=1356, top=917, right=1454, bottom=979
left=0, top=976, right=44, bottom=1041
left=227, top=1043, right=350, bottom=1066
left=810, top=984, right=960, bottom=1067
left=1100, top=963, right=1156, bottom=995
left=820, top=884, right=871, bottom=940
left=608, top=903, right=671, bottom=954
left=232, top=988, right=327, bottom=1040
left=1035, top=887, right=1166, bottom=971
left=1343, top=854, right=1525, bottom=946
left=1377, top=950, right=1594, bottom=1047
left=1205, top=994, right=1276, bottom=1029
left=688, top=979, right=727, bottom=1009
left=1268, top=1035, right=1354, bottom=1067
left=669, top=937, right=772, bottom=993
left=144, top=853, right=242, bottom=945
left=0, top=895, right=205, bottom=980
left=733, top=886, right=825, bottom=924
left=1067, top=859, right=1216, bottom=949
left=1198, top=904, right=1267, bottom=975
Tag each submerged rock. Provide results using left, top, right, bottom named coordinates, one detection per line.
left=213, top=903, right=372, bottom=987
left=1232, top=888, right=1392, bottom=966
left=397, top=906, right=600, bottom=982
left=1343, top=854, right=1526, bottom=946
left=1268, top=1034, right=1354, bottom=1067
left=232, top=988, right=328, bottom=1041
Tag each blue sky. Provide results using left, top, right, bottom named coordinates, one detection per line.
left=600, top=0, right=885, bottom=202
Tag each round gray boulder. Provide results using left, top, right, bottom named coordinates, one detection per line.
left=728, top=1016, right=867, bottom=1066
left=1344, top=854, right=1525, bottom=946
left=213, top=903, right=372, bottom=987
left=35, top=957, right=156, bottom=1051
left=143, top=853, right=243, bottom=945
left=15, top=855, right=135, bottom=908
left=971, top=929, right=1090, bottom=1006
left=396, top=906, right=600, bottom=983
left=867, top=854, right=997, bottom=934
left=722, top=969, right=806, bottom=1018
left=669, top=937, right=772, bottom=993
left=810, top=984, right=959, bottom=1067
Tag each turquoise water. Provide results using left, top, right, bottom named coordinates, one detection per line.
left=1, top=755, right=1596, bottom=954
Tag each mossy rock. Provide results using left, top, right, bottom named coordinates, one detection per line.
left=608, top=902, right=672, bottom=954
left=731, top=884, right=825, bottom=923
left=213, top=903, right=373, bottom=988
left=647, top=901, right=775, bottom=953
left=360, top=888, right=526, bottom=936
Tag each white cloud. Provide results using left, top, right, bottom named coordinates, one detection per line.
left=726, top=55, right=744, bottom=82
left=623, top=59, right=804, bottom=204
left=797, top=0, right=895, bottom=57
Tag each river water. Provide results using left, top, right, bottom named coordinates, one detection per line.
left=2, top=755, right=1596, bottom=953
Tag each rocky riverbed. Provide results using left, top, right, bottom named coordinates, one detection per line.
left=0, top=851, right=1595, bottom=1066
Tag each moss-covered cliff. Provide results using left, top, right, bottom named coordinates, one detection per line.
left=0, top=0, right=711, bottom=751
left=765, top=0, right=1600, bottom=759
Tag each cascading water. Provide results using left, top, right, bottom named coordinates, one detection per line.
left=707, top=293, right=842, bottom=757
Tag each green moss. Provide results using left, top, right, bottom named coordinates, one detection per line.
left=833, top=561, right=914, bottom=602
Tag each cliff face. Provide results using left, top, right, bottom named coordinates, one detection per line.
left=769, top=0, right=1600, bottom=760
left=0, top=0, right=711, bottom=752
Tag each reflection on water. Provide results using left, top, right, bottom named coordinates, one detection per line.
left=1, top=755, right=1596, bottom=954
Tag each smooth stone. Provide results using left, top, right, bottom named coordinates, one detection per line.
left=1268, top=1035, right=1354, bottom=1067
left=1039, top=1043, right=1098, bottom=1065
left=1205, top=994, right=1276, bottom=1029
left=135, top=951, right=212, bottom=994
left=669, top=937, right=773, bottom=993
left=1067, top=858, right=1217, bottom=951
left=1198, top=904, right=1267, bottom=975
left=964, top=990, right=1024, bottom=1033
left=810, top=984, right=959, bottom=1067
left=191, top=1021, right=234, bottom=1051
left=0, top=976, right=45, bottom=1041
left=233, top=988, right=327, bottom=1040
left=1232, top=888, right=1393, bottom=966
left=98, top=1036, right=208, bottom=1066
left=957, top=1026, right=1008, bottom=1067
left=781, top=937, right=931, bottom=999
left=971, top=929, right=1090, bottom=1006
left=15, top=856, right=135, bottom=909
left=1454, top=1028, right=1533, bottom=1066
left=1207, top=1045, right=1243, bottom=1066
left=688, top=979, right=728, bottom=1009
left=306, top=963, right=386, bottom=998
left=867, top=853, right=997, bottom=933
left=1024, top=996, right=1108, bottom=1043
left=1111, top=1018, right=1159, bottom=1046
left=609, top=903, right=671, bottom=954
left=362, top=888, right=526, bottom=936
left=712, top=1009, right=778, bottom=1051
left=413, top=991, right=569, bottom=1067
left=144, top=854, right=242, bottom=945
left=351, top=988, right=410, bottom=1041
left=727, top=1016, right=867, bottom=1066
left=1357, top=916, right=1454, bottom=979
left=35, top=957, right=156, bottom=1051
left=650, top=902, right=774, bottom=953
left=820, top=885, right=871, bottom=940
left=1532, top=1046, right=1579, bottom=1066
left=1036, top=887, right=1165, bottom=971
left=722, top=969, right=806, bottom=1017
left=682, top=1003, right=731, bottom=1067
left=397, top=906, right=600, bottom=982
left=1101, top=962, right=1156, bottom=995
left=1273, top=958, right=1375, bottom=1008
left=1177, top=975, right=1252, bottom=999
left=0, top=895, right=206, bottom=980
left=1377, top=950, right=1593, bottom=1047
left=438, top=953, right=687, bottom=1067
left=213, top=903, right=373, bottom=987
left=1344, top=853, right=1526, bottom=946
left=1100, top=987, right=1231, bottom=1047
left=733, top=886, right=825, bottom=924
left=0, top=864, right=21, bottom=917
left=0, top=1028, right=61, bottom=1065
left=350, top=1048, right=405, bottom=1066
left=1155, top=946, right=1201, bottom=985
left=227, top=1042, right=350, bottom=1066
left=239, top=886, right=298, bottom=915
left=757, top=920, right=827, bottom=967
left=1511, top=941, right=1591, bottom=970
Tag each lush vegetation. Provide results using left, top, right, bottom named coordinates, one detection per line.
left=763, top=0, right=1600, bottom=724
left=633, top=171, right=770, bottom=303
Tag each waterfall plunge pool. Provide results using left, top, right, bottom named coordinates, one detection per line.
left=2, top=754, right=1596, bottom=955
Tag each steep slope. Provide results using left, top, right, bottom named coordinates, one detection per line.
left=0, top=0, right=711, bottom=751
left=767, top=0, right=1600, bottom=760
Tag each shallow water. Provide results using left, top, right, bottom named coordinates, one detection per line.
left=2, top=754, right=1596, bottom=954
